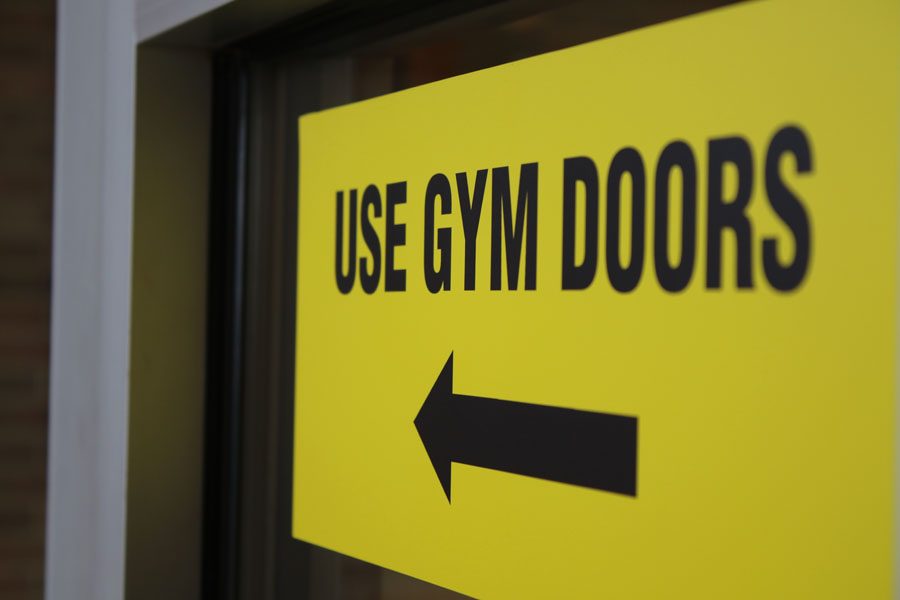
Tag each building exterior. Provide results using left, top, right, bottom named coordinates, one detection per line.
left=38, top=1, right=900, bottom=599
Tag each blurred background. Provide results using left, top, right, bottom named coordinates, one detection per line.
left=0, top=0, right=54, bottom=598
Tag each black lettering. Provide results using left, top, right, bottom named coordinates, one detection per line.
left=456, top=170, right=487, bottom=291
left=360, top=184, right=382, bottom=294
left=606, top=148, right=646, bottom=293
left=335, top=190, right=356, bottom=294
left=562, top=157, right=599, bottom=290
left=491, top=163, right=538, bottom=290
left=385, top=182, right=407, bottom=292
left=654, top=141, right=697, bottom=292
left=424, top=174, right=452, bottom=293
left=763, top=125, right=813, bottom=291
left=707, top=136, right=754, bottom=289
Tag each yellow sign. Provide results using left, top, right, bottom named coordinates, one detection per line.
left=294, top=1, right=899, bottom=597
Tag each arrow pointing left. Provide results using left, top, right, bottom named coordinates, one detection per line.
left=414, top=353, right=639, bottom=502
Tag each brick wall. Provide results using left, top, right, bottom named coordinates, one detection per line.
left=0, top=0, right=55, bottom=598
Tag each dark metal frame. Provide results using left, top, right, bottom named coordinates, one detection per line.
left=204, top=51, right=250, bottom=600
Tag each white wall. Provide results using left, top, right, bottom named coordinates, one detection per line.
left=47, top=1, right=228, bottom=599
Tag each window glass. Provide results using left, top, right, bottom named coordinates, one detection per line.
left=233, top=1, right=738, bottom=597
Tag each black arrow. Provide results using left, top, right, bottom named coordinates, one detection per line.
left=414, top=353, right=638, bottom=502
